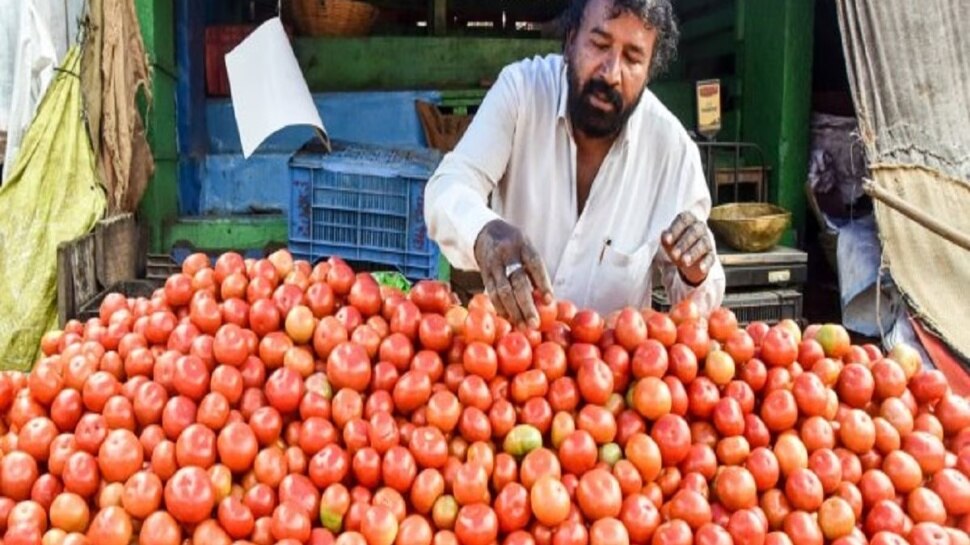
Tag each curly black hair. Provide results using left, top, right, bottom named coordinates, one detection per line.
left=562, top=0, right=680, bottom=80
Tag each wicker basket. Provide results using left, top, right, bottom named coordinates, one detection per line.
left=289, top=0, right=379, bottom=36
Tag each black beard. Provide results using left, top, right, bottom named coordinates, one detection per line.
left=566, top=61, right=644, bottom=139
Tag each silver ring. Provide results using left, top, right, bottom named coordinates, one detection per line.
left=504, top=262, right=523, bottom=278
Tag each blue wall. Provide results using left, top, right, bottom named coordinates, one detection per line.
left=177, top=1, right=449, bottom=217
left=187, top=90, right=444, bottom=215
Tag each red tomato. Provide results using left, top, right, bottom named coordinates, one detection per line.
left=218, top=422, right=259, bottom=472
left=174, top=423, right=216, bottom=469
left=410, top=427, right=449, bottom=469
left=577, top=359, right=613, bottom=405
left=393, top=371, right=433, bottom=414
left=218, top=497, right=255, bottom=539
left=382, top=446, right=418, bottom=493
left=326, top=342, right=372, bottom=392
left=309, top=445, right=351, bottom=488
left=271, top=501, right=312, bottom=543
left=454, top=504, right=498, bottom=545
left=497, top=333, right=533, bottom=376
left=86, top=506, right=133, bottom=545
left=576, top=468, right=623, bottom=520
left=120, top=471, right=163, bottom=519
left=97, top=430, right=143, bottom=483
left=417, top=314, right=453, bottom=353
left=163, top=467, right=215, bottom=524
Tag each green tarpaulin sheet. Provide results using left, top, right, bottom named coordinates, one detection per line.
left=0, top=46, right=106, bottom=370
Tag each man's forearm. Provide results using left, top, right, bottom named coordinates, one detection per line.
left=424, top=153, right=501, bottom=272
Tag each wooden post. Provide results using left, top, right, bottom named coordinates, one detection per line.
left=740, top=0, right=815, bottom=247
left=134, top=0, right=181, bottom=253
left=431, top=0, right=447, bottom=36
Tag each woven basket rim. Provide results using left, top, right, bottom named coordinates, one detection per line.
left=290, top=0, right=379, bottom=36
left=710, top=203, right=791, bottom=222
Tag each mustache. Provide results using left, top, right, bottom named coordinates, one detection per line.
left=582, top=79, right=623, bottom=111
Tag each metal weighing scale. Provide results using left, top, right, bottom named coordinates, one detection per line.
left=652, top=245, right=807, bottom=324
left=653, top=80, right=808, bottom=324
left=718, top=245, right=808, bottom=289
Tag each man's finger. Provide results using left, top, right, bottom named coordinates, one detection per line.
left=681, top=235, right=711, bottom=269
left=698, top=252, right=716, bottom=276
left=662, top=212, right=693, bottom=248
left=481, top=268, right=508, bottom=318
left=509, top=269, right=539, bottom=328
left=671, top=221, right=706, bottom=262
left=492, top=268, right=524, bottom=326
left=521, top=242, right=554, bottom=302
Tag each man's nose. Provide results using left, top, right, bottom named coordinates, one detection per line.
left=598, top=52, right=622, bottom=86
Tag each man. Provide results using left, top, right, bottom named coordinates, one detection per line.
left=424, top=0, right=725, bottom=327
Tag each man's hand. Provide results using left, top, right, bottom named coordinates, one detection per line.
left=661, top=212, right=715, bottom=286
left=474, top=219, right=554, bottom=328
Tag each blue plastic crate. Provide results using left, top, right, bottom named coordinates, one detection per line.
left=288, top=142, right=444, bottom=281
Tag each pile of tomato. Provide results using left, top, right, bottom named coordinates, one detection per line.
left=1, top=250, right=969, bottom=545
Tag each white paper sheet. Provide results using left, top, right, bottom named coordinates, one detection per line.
left=225, top=17, right=328, bottom=158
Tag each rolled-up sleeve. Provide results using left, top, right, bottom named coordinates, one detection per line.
left=424, top=65, right=522, bottom=272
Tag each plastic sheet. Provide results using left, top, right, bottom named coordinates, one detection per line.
left=0, top=47, right=106, bottom=370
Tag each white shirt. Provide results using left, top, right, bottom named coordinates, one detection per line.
left=424, top=54, right=725, bottom=316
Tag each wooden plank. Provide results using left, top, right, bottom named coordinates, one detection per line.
left=431, top=0, right=447, bottom=36
left=56, top=244, right=74, bottom=328
left=72, top=234, right=99, bottom=310
left=96, top=214, right=140, bottom=288
left=416, top=100, right=474, bottom=152
left=57, top=232, right=98, bottom=326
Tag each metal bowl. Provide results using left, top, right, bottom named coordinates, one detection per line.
left=708, top=203, right=791, bottom=252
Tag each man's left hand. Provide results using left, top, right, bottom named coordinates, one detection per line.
left=661, top=211, right=715, bottom=286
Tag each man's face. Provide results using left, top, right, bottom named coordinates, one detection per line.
left=566, top=0, right=658, bottom=138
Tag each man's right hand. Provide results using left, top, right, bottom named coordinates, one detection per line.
left=474, top=219, right=554, bottom=329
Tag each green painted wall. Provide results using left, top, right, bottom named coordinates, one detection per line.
left=739, top=0, right=814, bottom=245
left=295, top=37, right=561, bottom=92
left=164, top=216, right=288, bottom=252
left=146, top=71, right=177, bottom=161
left=136, top=0, right=179, bottom=253
left=658, top=0, right=742, bottom=141
left=136, top=0, right=175, bottom=73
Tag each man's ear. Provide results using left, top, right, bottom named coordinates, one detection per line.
left=563, top=29, right=576, bottom=55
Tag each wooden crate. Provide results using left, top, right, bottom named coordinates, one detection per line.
left=416, top=100, right=474, bottom=153
left=57, top=213, right=144, bottom=326
left=96, top=214, right=141, bottom=288
left=77, top=280, right=158, bottom=321
left=56, top=231, right=98, bottom=327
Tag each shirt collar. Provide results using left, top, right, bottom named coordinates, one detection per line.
left=556, top=63, right=569, bottom=122
left=557, top=61, right=643, bottom=152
